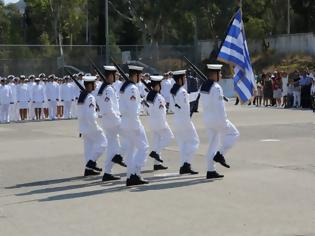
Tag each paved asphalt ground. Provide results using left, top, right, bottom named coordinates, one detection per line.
left=0, top=102, right=314, bottom=236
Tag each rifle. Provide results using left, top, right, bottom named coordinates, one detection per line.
left=183, top=56, right=229, bottom=103
left=65, top=69, right=85, bottom=92
left=110, top=57, right=129, bottom=82
left=87, top=57, right=106, bottom=82
left=111, top=57, right=152, bottom=92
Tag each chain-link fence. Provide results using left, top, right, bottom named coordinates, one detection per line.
left=0, top=44, right=202, bottom=76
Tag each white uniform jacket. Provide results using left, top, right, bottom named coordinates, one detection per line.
left=169, top=84, right=191, bottom=127
left=119, top=81, right=142, bottom=130
left=0, top=85, right=13, bottom=105
left=200, top=81, right=228, bottom=129
left=146, top=91, right=168, bottom=131
left=31, top=84, right=45, bottom=102
left=46, top=82, right=60, bottom=101
left=77, top=92, right=102, bottom=135
left=96, top=82, right=121, bottom=128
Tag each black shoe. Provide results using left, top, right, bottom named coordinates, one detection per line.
left=154, top=164, right=168, bottom=171
left=84, top=168, right=100, bottom=177
left=213, top=152, right=230, bottom=168
left=102, top=173, right=121, bottom=181
left=126, top=174, right=149, bottom=186
left=179, top=162, right=198, bottom=175
left=112, top=154, right=127, bottom=167
left=207, top=171, right=224, bottom=179
left=86, top=160, right=102, bottom=172
left=149, top=151, right=163, bottom=163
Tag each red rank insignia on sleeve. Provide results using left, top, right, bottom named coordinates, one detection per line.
left=105, top=97, right=110, bottom=102
left=130, top=95, right=136, bottom=100
left=89, top=103, right=95, bottom=108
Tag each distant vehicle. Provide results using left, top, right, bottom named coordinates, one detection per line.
left=56, top=65, right=86, bottom=77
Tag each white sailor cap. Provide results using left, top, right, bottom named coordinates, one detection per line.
left=150, top=75, right=163, bottom=82
left=35, top=77, right=41, bottom=81
left=128, top=65, right=144, bottom=72
left=103, top=65, right=117, bottom=72
left=173, top=70, right=186, bottom=76
left=207, top=64, right=223, bottom=71
left=83, top=76, right=97, bottom=82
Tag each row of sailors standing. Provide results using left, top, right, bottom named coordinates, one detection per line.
left=0, top=72, right=125, bottom=123
left=78, top=64, right=240, bottom=186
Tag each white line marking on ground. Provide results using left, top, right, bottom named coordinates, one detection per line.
left=260, top=139, right=281, bottom=142
left=154, top=172, right=180, bottom=177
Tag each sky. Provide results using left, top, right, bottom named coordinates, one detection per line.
left=3, top=0, right=20, bottom=4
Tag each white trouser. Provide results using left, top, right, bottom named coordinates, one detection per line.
left=103, top=125, right=121, bottom=174
left=0, top=104, right=10, bottom=123
left=82, top=130, right=107, bottom=164
left=48, top=101, right=58, bottom=119
left=71, top=100, right=78, bottom=118
left=9, top=103, right=17, bottom=122
left=29, top=102, right=35, bottom=120
left=206, top=120, right=240, bottom=172
left=174, top=121, right=200, bottom=166
left=63, top=101, right=72, bottom=119
left=121, top=125, right=149, bottom=177
left=151, top=126, right=174, bottom=165
left=293, top=91, right=301, bottom=107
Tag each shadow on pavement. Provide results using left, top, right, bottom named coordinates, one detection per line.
left=37, top=176, right=216, bottom=202
left=5, top=176, right=85, bottom=189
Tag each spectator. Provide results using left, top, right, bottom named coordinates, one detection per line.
left=287, top=79, right=294, bottom=108
left=281, top=71, right=289, bottom=107
left=299, top=70, right=312, bottom=109
left=311, top=75, right=315, bottom=112
left=256, top=80, right=263, bottom=107
left=273, top=72, right=283, bottom=108
left=263, top=73, right=273, bottom=106
left=292, top=72, right=301, bottom=108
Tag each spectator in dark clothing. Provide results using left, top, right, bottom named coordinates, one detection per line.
left=299, top=71, right=313, bottom=109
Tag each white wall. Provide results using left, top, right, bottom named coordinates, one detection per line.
left=199, top=33, right=315, bottom=59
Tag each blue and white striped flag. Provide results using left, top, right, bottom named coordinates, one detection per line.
left=217, top=9, right=255, bottom=102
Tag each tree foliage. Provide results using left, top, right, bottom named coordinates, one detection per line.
left=1, top=0, right=315, bottom=46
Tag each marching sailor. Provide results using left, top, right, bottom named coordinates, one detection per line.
left=77, top=75, right=107, bottom=176
left=146, top=75, right=174, bottom=170
left=170, top=70, right=199, bottom=175
left=119, top=65, right=149, bottom=186
left=200, top=64, right=240, bottom=179
left=96, top=65, right=127, bottom=182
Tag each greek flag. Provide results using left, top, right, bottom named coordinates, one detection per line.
left=217, top=9, right=255, bottom=102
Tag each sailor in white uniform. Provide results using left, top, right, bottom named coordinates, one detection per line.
left=77, top=75, right=107, bottom=176
left=46, top=75, right=60, bottom=120
left=200, top=64, right=240, bottom=179
left=31, top=77, right=45, bottom=120
left=96, top=66, right=127, bottom=181
left=146, top=75, right=174, bottom=170
left=119, top=65, right=149, bottom=186
left=60, top=76, right=75, bottom=119
left=0, top=78, right=14, bottom=123
left=28, top=75, right=36, bottom=120
left=16, top=76, right=31, bottom=121
left=169, top=70, right=200, bottom=175
left=8, top=75, right=18, bottom=122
